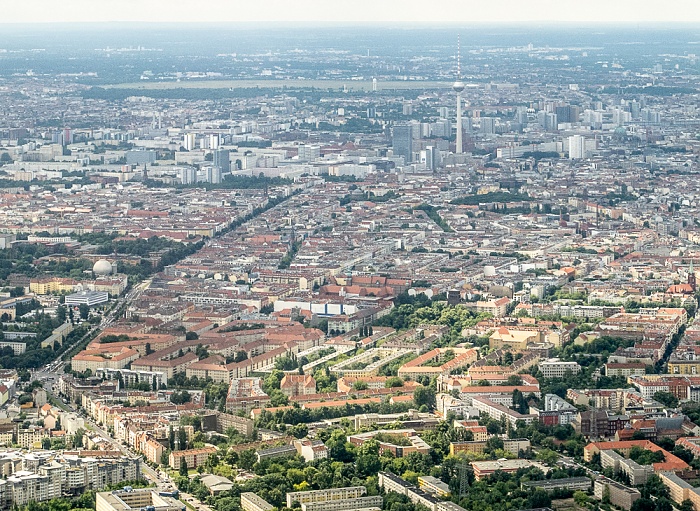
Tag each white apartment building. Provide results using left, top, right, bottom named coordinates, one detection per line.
left=539, top=358, right=581, bottom=378
left=286, top=486, right=366, bottom=508
left=301, top=496, right=383, bottom=511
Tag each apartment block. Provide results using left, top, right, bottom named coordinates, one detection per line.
left=301, top=496, right=383, bottom=511
left=241, top=493, right=274, bottom=511
left=593, top=477, right=640, bottom=511
left=168, top=447, right=216, bottom=470
left=538, top=358, right=581, bottom=378
left=286, top=486, right=366, bottom=508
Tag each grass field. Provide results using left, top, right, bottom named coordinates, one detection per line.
left=104, top=79, right=452, bottom=91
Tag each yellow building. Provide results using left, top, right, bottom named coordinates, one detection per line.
left=668, top=359, right=700, bottom=375
left=489, top=327, right=542, bottom=351
left=29, top=278, right=77, bottom=295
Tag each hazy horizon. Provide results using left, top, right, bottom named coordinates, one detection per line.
left=1, top=0, right=699, bottom=24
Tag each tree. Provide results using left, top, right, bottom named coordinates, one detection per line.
left=42, top=438, right=51, bottom=450
left=513, top=389, right=528, bottom=414
left=289, top=424, right=308, bottom=439
left=179, top=459, right=188, bottom=476
left=269, top=390, right=289, bottom=407
left=527, top=489, right=551, bottom=509
left=79, top=303, right=90, bottom=320
left=356, top=439, right=381, bottom=477
left=385, top=377, right=404, bottom=388
left=653, top=391, right=679, bottom=408
left=656, top=498, right=674, bottom=511
left=632, top=430, right=647, bottom=441
left=631, top=499, right=655, bottom=511
left=171, top=390, right=191, bottom=405
left=238, top=448, right=257, bottom=470
left=506, top=375, right=523, bottom=386
left=56, top=305, right=67, bottom=323
left=485, top=436, right=504, bottom=452
left=325, top=428, right=354, bottom=462
left=535, top=448, right=559, bottom=465
left=641, top=474, right=669, bottom=501
left=413, top=385, right=436, bottom=410
left=178, top=427, right=187, bottom=451
left=168, top=426, right=175, bottom=450
left=72, top=428, right=85, bottom=448
left=680, top=500, right=695, bottom=511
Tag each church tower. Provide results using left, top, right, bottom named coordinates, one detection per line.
left=689, top=260, right=696, bottom=291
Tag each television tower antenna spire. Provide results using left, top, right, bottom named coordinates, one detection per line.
left=453, top=36, right=465, bottom=155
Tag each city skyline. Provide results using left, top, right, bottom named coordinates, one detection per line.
left=1, top=0, right=700, bottom=23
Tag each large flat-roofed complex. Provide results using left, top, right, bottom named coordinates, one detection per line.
left=96, top=489, right=185, bottom=511
left=471, top=460, right=549, bottom=481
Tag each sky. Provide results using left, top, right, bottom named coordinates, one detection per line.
left=3, top=0, right=700, bottom=23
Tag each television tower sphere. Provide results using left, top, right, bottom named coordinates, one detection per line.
left=93, top=259, right=113, bottom=276
left=453, top=80, right=465, bottom=93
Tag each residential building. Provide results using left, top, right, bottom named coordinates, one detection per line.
left=521, top=477, right=591, bottom=492
left=294, top=439, right=329, bottom=463
left=397, top=348, right=477, bottom=380
left=600, top=450, right=653, bottom=486
left=471, top=396, right=536, bottom=428
left=168, top=447, right=216, bottom=470
left=538, top=358, right=581, bottom=378
left=605, top=363, right=646, bottom=377
left=96, top=489, right=183, bottom=511
left=593, top=477, right=640, bottom=511
left=476, top=298, right=510, bottom=318
left=280, top=374, right=316, bottom=396
left=347, top=429, right=430, bottom=457
left=241, top=493, right=274, bottom=511
left=286, top=486, right=367, bottom=508
left=255, top=445, right=297, bottom=462
left=301, top=496, right=383, bottom=511
left=417, top=476, right=450, bottom=497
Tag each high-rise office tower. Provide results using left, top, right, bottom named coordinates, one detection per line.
left=453, top=37, right=465, bottom=154
left=392, top=125, right=413, bottom=163
left=211, top=167, right=222, bottom=184
left=423, top=146, right=437, bottom=170
left=63, top=128, right=73, bottom=146
left=180, top=167, right=197, bottom=185
left=183, top=133, right=196, bottom=151
left=213, top=148, right=230, bottom=173
left=568, top=135, right=585, bottom=159
left=480, top=117, right=496, bottom=134
left=298, top=145, right=321, bottom=161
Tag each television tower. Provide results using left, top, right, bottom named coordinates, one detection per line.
left=453, top=36, right=465, bottom=154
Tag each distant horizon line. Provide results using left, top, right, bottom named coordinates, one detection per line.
left=0, top=20, right=699, bottom=27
